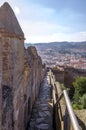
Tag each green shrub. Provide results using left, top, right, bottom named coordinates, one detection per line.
left=72, top=103, right=83, bottom=110
left=73, top=76, right=86, bottom=96
left=79, top=94, right=86, bottom=109
left=73, top=76, right=86, bottom=109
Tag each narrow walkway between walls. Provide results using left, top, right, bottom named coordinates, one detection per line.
left=28, top=73, right=53, bottom=130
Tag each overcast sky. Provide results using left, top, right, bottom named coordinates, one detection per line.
left=0, top=0, right=86, bottom=43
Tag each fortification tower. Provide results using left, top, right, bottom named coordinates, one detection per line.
left=0, top=2, right=25, bottom=130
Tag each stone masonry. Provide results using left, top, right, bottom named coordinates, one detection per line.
left=0, top=37, right=2, bottom=130
left=0, top=2, right=45, bottom=130
left=28, top=74, right=53, bottom=130
left=24, top=46, right=45, bottom=129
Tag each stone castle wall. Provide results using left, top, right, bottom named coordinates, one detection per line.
left=64, top=67, right=86, bottom=87
left=1, top=35, right=25, bottom=130
left=52, top=69, right=64, bottom=83
left=1, top=37, right=45, bottom=130
left=52, top=67, right=86, bottom=88
left=0, top=37, right=2, bottom=130
left=0, top=2, right=46, bottom=130
left=23, top=46, right=45, bottom=128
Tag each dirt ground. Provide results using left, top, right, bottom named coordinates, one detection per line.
left=74, top=110, right=86, bottom=130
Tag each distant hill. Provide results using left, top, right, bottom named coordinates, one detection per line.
left=25, top=41, right=86, bottom=55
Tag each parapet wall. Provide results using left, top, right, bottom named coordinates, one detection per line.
left=64, top=67, right=86, bottom=88
left=52, top=67, right=86, bottom=88
left=24, top=46, right=45, bottom=128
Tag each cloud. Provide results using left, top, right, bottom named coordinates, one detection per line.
left=24, top=21, right=69, bottom=34
left=14, top=1, right=56, bottom=24
left=20, top=20, right=70, bottom=41
left=14, top=6, right=20, bottom=15
left=20, top=19, right=86, bottom=43
left=0, top=0, right=86, bottom=43
left=25, top=31, right=86, bottom=43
